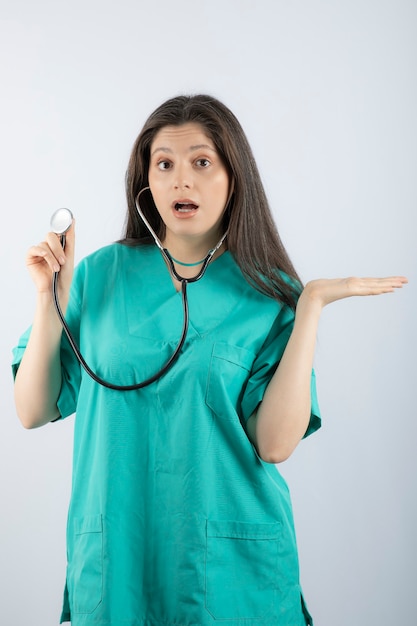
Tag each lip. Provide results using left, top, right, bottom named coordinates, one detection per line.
left=171, top=198, right=200, bottom=219
left=171, top=198, right=199, bottom=209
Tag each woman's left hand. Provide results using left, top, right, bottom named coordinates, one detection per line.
left=252, top=274, right=408, bottom=462
left=300, top=276, right=408, bottom=309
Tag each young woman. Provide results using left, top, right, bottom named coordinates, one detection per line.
left=13, top=94, right=407, bottom=626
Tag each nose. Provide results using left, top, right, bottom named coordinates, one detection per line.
left=173, top=163, right=193, bottom=190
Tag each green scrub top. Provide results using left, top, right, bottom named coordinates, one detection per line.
left=12, top=243, right=321, bottom=626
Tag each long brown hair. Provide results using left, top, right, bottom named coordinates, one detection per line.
left=122, top=94, right=302, bottom=308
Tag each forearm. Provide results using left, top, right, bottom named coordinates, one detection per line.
left=14, top=293, right=67, bottom=429
left=247, top=293, right=322, bottom=463
left=247, top=274, right=408, bottom=463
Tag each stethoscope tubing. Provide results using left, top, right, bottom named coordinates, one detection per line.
left=134, top=187, right=228, bottom=283
left=52, top=266, right=189, bottom=391
left=51, top=188, right=226, bottom=391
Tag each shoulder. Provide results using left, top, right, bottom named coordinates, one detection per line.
left=224, top=253, right=293, bottom=326
left=71, top=243, right=158, bottom=295
left=75, top=242, right=155, bottom=273
left=227, top=253, right=301, bottom=310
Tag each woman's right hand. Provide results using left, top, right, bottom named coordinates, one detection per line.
left=26, top=219, right=75, bottom=296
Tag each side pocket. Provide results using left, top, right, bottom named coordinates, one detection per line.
left=205, top=520, right=281, bottom=620
left=68, top=514, right=103, bottom=615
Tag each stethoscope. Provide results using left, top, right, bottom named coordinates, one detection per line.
left=50, top=187, right=227, bottom=391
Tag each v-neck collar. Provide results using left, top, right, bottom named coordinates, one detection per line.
left=152, top=245, right=231, bottom=296
left=125, top=244, right=245, bottom=340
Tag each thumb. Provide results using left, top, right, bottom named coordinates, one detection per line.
left=63, top=218, right=76, bottom=264
left=58, top=218, right=76, bottom=290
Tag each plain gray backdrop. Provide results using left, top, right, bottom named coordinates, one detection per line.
left=1, top=1, right=416, bottom=624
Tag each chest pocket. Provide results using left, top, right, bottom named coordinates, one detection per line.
left=205, top=342, right=255, bottom=419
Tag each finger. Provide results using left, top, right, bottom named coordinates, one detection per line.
left=27, top=243, right=61, bottom=273
left=45, top=231, right=67, bottom=265
left=383, top=276, right=408, bottom=287
left=353, top=276, right=408, bottom=295
left=361, top=276, right=408, bottom=284
left=43, top=217, right=76, bottom=264
left=62, top=218, right=75, bottom=264
left=365, top=276, right=407, bottom=289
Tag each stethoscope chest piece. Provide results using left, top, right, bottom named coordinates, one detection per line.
left=50, top=208, right=74, bottom=235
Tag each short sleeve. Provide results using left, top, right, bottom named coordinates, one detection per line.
left=240, top=304, right=321, bottom=439
left=11, top=271, right=84, bottom=422
left=11, top=327, right=31, bottom=380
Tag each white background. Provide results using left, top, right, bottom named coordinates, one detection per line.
left=1, top=1, right=416, bottom=624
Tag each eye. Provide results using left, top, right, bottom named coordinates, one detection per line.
left=195, top=158, right=211, bottom=168
left=157, top=160, right=172, bottom=171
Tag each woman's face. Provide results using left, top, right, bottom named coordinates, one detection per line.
left=148, top=122, right=231, bottom=249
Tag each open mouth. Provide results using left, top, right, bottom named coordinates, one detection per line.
left=174, top=202, right=199, bottom=213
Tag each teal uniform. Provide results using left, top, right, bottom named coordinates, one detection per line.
left=12, top=244, right=321, bottom=626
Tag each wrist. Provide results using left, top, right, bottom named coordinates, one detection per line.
left=296, top=286, right=324, bottom=317
left=36, top=290, right=69, bottom=316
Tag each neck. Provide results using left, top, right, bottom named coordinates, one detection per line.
left=162, top=233, right=226, bottom=266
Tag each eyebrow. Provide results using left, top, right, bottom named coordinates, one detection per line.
left=151, top=144, right=217, bottom=157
